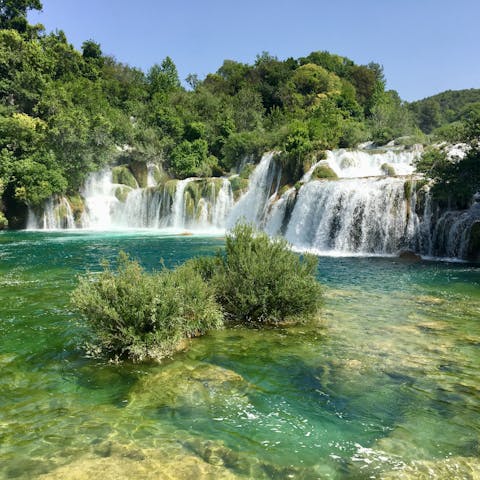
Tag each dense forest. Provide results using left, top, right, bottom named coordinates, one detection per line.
left=0, top=0, right=478, bottom=228
left=410, top=88, right=480, bottom=135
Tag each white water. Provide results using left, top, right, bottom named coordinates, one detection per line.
left=171, top=179, right=192, bottom=229
left=27, top=196, right=75, bottom=230
left=285, top=178, right=410, bottom=254
left=303, top=147, right=420, bottom=182
left=27, top=148, right=477, bottom=260
left=227, top=152, right=281, bottom=228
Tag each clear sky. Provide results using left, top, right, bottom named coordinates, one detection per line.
left=28, top=0, right=479, bottom=102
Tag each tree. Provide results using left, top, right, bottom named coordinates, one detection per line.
left=0, top=0, right=42, bottom=33
left=81, top=39, right=102, bottom=60
left=147, top=56, right=180, bottom=96
left=416, top=113, right=480, bottom=207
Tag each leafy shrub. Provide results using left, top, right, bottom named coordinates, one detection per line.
left=380, top=163, right=396, bottom=177
left=112, top=166, right=137, bottom=188
left=71, top=252, right=223, bottom=362
left=212, top=224, right=322, bottom=325
left=0, top=211, right=7, bottom=229
left=239, top=163, right=255, bottom=179
left=169, top=139, right=209, bottom=178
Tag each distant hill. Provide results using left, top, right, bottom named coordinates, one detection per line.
left=409, top=88, right=480, bottom=133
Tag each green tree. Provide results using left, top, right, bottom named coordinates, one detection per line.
left=147, top=56, right=180, bottom=96
left=81, top=39, right=102, bottom=59
left=0, top=0, right=42, bottom=33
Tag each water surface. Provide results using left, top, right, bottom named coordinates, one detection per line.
left=1, top=231, right=479, bottom=479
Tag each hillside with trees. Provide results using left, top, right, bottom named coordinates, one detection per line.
left=409, top=88, right=480, bottom=136
left=0, top=0, right=478, bottom=229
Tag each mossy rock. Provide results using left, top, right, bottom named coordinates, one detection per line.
left=112, top=166, right=138, bottom=189
left=278, top=184, right=293, bottom=197
left=229, top=176, right=249, bottom=201
left=0, top=211, right=8, bottom=229
left=381, top=162, right=396, bottom=176
left=311, top=164, right=338, bottom=180
left=404, top=179, right=413, bottom=199
left=129, top=160, right=148, bottom=188
left=184, top=192, right=196, bottom=219
left=163, top=179, right=179, bottom=198
left=201, top=178, right=224, bottom=199
left=128, top=362, right=247, bottom=411
left=67, top=194, right=85, bottom=223
left=239, top=163, right=255, bottom=180
left=185, top=181, right=202, bottom=205
left=115, top=186, right=132, bottom=203
left=467, top=221, right=480, bottom=262
left=152, top=164, right=169, bottom=185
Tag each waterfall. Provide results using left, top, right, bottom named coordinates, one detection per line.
left=284, top=178, right=410, bottom=254
left=417, top=201, right=480, bottom=259
left=211, top=179, right=234, bottom=228
left=26, top=147, right=478, bottom=261
left=227, top=152, right=281, bottom=228
left=80, top=169, right=121, bottom=229
left=146, top=163, right=157, bottom=188
left=27, top=196, right=75, bottom=229
left=264, top=188, right=296, bottom=237
left=325, top=147, right=419, bottom=178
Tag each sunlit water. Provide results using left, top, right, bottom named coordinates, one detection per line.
left=0, top=231, right=479, bottom=479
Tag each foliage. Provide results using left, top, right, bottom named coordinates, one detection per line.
left=169, top=139, right=209, bottom=178
left=211, top=224, right=322, bottom=325
left=369, top=90, right=417, bottom=145
left=312, top=164, right=338, bottom=180
left=409, top=89, right=480, bottom=134
left=0, top=0, right=42, bottom=34
left=380, top=163, right=396, bottom=177
left=71, top=252, right=223, bottom=362
left=415, top=115, right=480, bottom=207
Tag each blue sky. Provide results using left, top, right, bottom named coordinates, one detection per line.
left=29, top=0, right=479, bottom=101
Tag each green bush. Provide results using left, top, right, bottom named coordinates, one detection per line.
left=112, top=166, right=138, bottom=188
left=312, top=164, right=338, bottom=180
left=212, top=224, right=322, bottom=325
left=0, top=211, right=8, bottom=229
left=380, top=163, right=396, bottom=177
left=71, top=252, right=223, bottom=362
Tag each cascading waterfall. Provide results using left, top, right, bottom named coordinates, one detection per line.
left=211, top=179, right=234, bottom=228
left=27, top=146, right=478, bottom=260
left=414, top=194, right=480, bottom=259
left=326, top=147, right=419, bottom=178
left=285, top=178, right=411, bottom=254
left=80, top=169, right=121, bottom=229
left=27, top=196, right=75, bottom=230
left=227, top=152, right=281, bottom=228
left=171, top=179, right=192, bottom=229
left=79, top=172, right=233, bottom=231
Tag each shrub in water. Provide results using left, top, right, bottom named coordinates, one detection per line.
left=71, top=252, right=223, bottom=361
left=212, top=224, right=322, bottom=325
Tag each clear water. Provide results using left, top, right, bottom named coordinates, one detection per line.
left=0, top=231, right=479, bottom=479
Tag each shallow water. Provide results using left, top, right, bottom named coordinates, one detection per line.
left=0, top=231, right=479, bottom=479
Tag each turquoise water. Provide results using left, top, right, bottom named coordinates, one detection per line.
left=0, top=231, right=479, bottom=479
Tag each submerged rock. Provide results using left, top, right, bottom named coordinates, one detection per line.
left=398, top=250, right=422, bottom=262
left=128, top=362, right=248, bottom=411
left=38, top=446, right=240, bottom=480
left=382, top=455, right=480, bottom=479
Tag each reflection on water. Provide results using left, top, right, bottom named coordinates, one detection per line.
left=0, top=231, right=479, bottom=479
